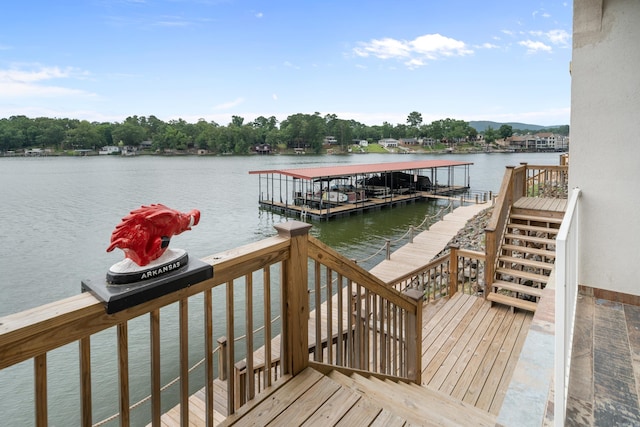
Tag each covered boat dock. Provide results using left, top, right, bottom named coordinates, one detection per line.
left=249, top=160, right=473, bottom=220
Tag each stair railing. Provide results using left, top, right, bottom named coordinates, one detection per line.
left=307, top=237, right=423, bottom=384
left=484, top=163, right=569, bottom=296
left=387, top=245, right=486, bottom=300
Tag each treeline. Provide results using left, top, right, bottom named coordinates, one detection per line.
left=0, top=112, right=567, bottom=154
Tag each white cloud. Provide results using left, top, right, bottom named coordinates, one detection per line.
left=255, top=12, right=263, bottom=18
left=353, top=33, right=472, bottom=68
left=154, top=17, right=192, bottom=27
left=283, top=61, right=300, bottom=69
left=214, top=98, right=245, bottom=110
left=272, top=93, right=278, bottom=101
left=476, top=43, right=500, bottom=49
left=354, top=37, right=412, bottom=59
left=0, top=65, right=94, bottom=98
left=519, top=40, right=552, bottom=54
left=533, top=8, right=552, bottom=19
left=546, top=29, right=571, bottom=46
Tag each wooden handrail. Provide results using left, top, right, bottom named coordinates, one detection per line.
left=309, top=237, right=418, bottom=313
left=485, top=165, right=526, bottom=295
left=0, top=235, right=290, bottom=370
left=307, top=235, right=423, bottom=383
left=385, top=246, right=485, bottom=301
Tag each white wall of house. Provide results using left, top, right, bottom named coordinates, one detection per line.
left=570, top=0, right=640, bottom=295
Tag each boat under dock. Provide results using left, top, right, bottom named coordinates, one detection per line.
left=250, top=160, right=475, bottom=220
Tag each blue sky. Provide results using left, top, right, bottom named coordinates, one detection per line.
left=0, top=1, right=572, bottom=126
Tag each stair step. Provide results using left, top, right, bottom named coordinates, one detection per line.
left=328, top=371, right=496, bottom=427
left=502, top=244, right=556, bottom=259
left=505, top=233, right=556, bottom=246
left=491, top=280, right=543, bottom=298
left=507, top=223, right=560, bottom=235
left=496, top=267, right=549, bottom=284
left=487, top=292, right=537, bottom=312
left=509, top=213, right=563, bottom=224
left=499, top=255, right=554, bottom=271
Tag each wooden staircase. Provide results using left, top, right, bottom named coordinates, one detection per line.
left=486, top=203, right=563, bottom=312
left=221, top=366, right=496, bottom=426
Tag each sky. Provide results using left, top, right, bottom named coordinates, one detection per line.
left=0, top=1, right=573, bottom=127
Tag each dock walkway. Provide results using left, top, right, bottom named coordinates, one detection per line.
left=369, top=203, right=489, bottom=284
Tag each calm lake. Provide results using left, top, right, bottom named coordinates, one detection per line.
left=0, top=151, right=560, bottom=426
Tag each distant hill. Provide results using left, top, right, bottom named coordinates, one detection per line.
left=469, top=121, right=566, bottom=133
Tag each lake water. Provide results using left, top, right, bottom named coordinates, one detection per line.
left=0, top=151, right=560, bottom=425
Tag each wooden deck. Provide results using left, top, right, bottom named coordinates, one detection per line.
left=157, top=292, right=532, bottom=425
left=421, top=293, right=533, bottom=415
left=154, top=203, right=531, bottom=426
left=512, top=196, right=567, bottom=220
left=566, top=293, right=640, bottom=426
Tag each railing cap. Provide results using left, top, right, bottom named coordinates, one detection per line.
left=274, top=220, right=312, bottom=237
left=403, top=288, right=424, bottom=302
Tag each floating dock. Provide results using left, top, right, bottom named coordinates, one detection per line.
left=249, top=160, right=474, bottom=220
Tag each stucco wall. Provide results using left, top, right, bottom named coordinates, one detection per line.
left=570, top=0, right=640, bottom=294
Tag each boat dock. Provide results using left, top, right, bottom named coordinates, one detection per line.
left=249, top=160, right=474, bottom=220
left=369, top=202, right=489, bottom=283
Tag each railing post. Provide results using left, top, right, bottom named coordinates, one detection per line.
left=217, top=336, right=227, bottom=381
left=233, top=360, right=247, bottom=410
left=409, top=226, right=415, bottom=243
left=385, top=239, right=391, bottom=260
left=448, top=244, right=459, bottom=297
left=402, top=288, right=423, bottom=385
left=519, top=162, right=529, bottom=197
left=485, top=230, right=496, bottom=299
left=274, top=221, right=312, bottom=376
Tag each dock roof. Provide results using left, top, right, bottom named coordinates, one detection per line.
left=249, top=160, right=473, bottom=180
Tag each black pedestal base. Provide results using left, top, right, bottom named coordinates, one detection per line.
left=82, top=258, right=213, bottom=314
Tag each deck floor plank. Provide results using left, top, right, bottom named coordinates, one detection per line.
left=269, top=376, right=341, bottom=425
left=436, top=304, right=500, bottom=396
left=489, top=312, right=533, bottom=415
left=449, top=305, right=510, bottom=401
left=421, top=297, right=485, bottom=384
left=421, top=295, right=478, bottom=361
left=428, top=302, right=492, bottom=390
left=301, top=386, right=360, bottom=426
left=333, top=397, right=383, bottom=426
left=474, top=310, right=527, bottom=412
left=462, top=308, right=517, bottom=406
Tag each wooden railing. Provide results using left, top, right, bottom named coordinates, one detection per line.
left=0, top=220, right=423, bottom=426
left=484, top=163, right=568, bottom=295
left=525, top=164, right=569, bottom=198
left=485, top=165, right=525, bottom=295
left=307, top=236, right=423, bottom=381
left=387, top=245, right=486, bottom=299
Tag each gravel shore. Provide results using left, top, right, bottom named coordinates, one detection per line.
left=434, top=205, right=494, bottom=258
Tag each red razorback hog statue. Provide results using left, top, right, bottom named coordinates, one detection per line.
left=106, top=204, right=201, bottom=266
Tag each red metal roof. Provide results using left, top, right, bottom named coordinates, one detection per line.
left=249, top=160, right=473, bottom=180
